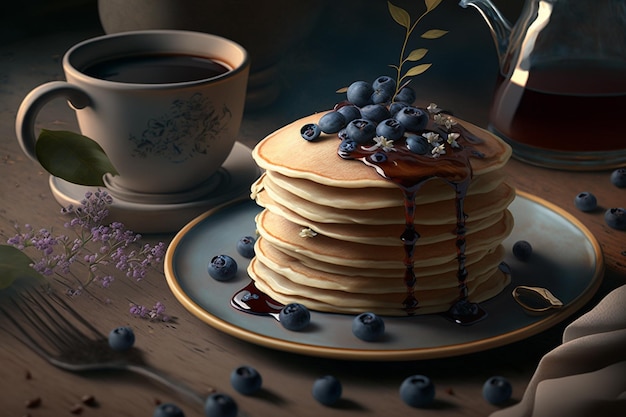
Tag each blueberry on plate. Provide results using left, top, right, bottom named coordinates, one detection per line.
left=208, top=255, right=238, bottom=281
left=482, top=376, right=513, bottom=405
left=399, top=374, right=436, bottom=408
left=336, top=104, right=361, bottom=123
left=394, top=86, right=416, bottom=105
left=360, top=104, right=391, bottom=123
left=204, top=393, right=237, bottom=417
left=406, top=135, right=431, bottom=155
left=395, top=106, right=428, bottom=131
left=376, top=118, right=405, bottom=140
left=610, top=168, right=626, bottom=188
left=236, top=236, right=256, bottom=259
left=230, top=365, right=262, bottom=395
left=605, top=207, right=626, bottom=230
left=574, top=191, right=597, bottom=212
left=278, top=303, right=311, bottom=331
left=153, top=403, right=185, bottom=417
left=345, top=119, right=377, bottom=144
left=512, top=240, right=532, bottom=262
left=352, top=312, right=385, bottom=342
left=108, top=326, right=135, bottom=351
left=312, top=375, right=342, bottom=406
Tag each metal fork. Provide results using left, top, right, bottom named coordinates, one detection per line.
left=0, top=287, right=206, bottom=405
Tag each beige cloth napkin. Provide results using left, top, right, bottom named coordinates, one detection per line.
left=491, top=284, right=626, bottom=417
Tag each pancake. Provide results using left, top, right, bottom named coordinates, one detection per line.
left=246, top=108, right=514, bottom=316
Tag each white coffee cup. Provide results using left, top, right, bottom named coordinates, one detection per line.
left=16, top=30, right=249, bottom=201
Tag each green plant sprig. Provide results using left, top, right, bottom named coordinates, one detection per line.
left=387, top=0, right=448, bottom=97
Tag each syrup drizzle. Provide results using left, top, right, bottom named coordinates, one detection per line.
left=337, top=108, right=487, bottom=324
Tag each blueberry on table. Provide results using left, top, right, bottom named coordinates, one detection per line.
left=236, top=236, right=256, bottom=259
left=312, top=375, right=342, bottom=406
left=278, top=303, right=311, bottom=331
left=230, top=365, right=262, bottom=395
left=204, top=393, right=237, bottom=417
left=352, top=312, right=385, bottom=342
left=108, top=326, right=135, bottom=351
left=610, top=168, right=626, bottom=188
left=574, top=191, right=597, bottom=212
left=605, top=207, right=626, bottom=230
left=153, top=403, right=185, bottom=417
left=482, top=376, right=512, bottom=405
left=208, top=255, right=237, bottom=281
left=399, top=374, right=436, bottom=408
left=512, top=240, right=532, bottom=262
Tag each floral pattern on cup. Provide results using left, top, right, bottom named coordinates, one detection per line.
left=129, top=93, right=232, bottom=163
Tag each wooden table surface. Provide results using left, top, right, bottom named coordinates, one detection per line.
left=1, top=2, right=624, bottom=416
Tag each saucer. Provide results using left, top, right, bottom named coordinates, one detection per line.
left=49, top=142, right=261, bottom=234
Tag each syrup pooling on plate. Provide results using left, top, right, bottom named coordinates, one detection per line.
left=337, top=105, right=488, bottom=323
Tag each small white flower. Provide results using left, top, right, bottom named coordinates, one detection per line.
left=431, top=143, right=446, bottom=158
left=447, top=132, right=461, bottom=148
left=299, top=228, right=318, bottom=238
left=423, top=132, right=441, bottom=145
left=427, top=103, right=441, bottom=114
left=362, top=136, right=396, bottom=152
left=434, top=113, right=458, bottom=130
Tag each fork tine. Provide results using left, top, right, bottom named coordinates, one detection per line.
left=47, top=290, right=107, bottom=340
left=0, top=296, right=58, bottom=358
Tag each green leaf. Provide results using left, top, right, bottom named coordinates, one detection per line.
left=35, top=130, right=119, bottom=186
left=406, top=48, right=428, bottom=62
left=425, top=0, right=444, bottom=12
left=421, top=29, right=449, bottom=39
left=388, top=1, right=411, bottom=29
left=0, top=245, right=42, bottom=289
left=404, top=63, right=432, bottom=77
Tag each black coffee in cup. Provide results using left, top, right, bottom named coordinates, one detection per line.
left=83, top=53, right=230, bottom=84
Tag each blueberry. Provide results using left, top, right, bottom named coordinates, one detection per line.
left=236, top=235, right=256, bottom=259
left=312, top=375, right=342, bottom=406
left=230, top=365, right=262, bottom=395
left=338, top=138, right=357, bottom=158
left=406, top=135, right=431, bottom=154
left=395, top=106, right=429, bottom=131
left=394, top=86, right=416, bottom=104
left=482, top=376, right=512, bottom=405
left=371, top=76, right=396, bottom=104
left=346, top=119, right=377, bottom=144
left=204, top=393, right=237, bottom=417
left=605, top=207, right=626, bottom=230
left=610, top=168, right=626, bottom=188
left=153, top=403, right=185, bottom=417
left=108, top=326, right=135, bottom=351
left=346, top=81, right=374, bottom=107
left=372, top=75, right=396, bottom=95
left=512, top=240, right=532, bottom=261
left=208, top=255, right=238, bottom=281
left=336, top=104, right=361, bottom=123
left=376, top=118, right=405, bottom=140
left=399, top=375, right=436, bottom=408
left=574, top=192, right=597, bottom=212
left=318, top=111, right=347, bottom=134
left=352, top=312, right=385, bottom=342
left=300, top=123, right=321, bottom=141
left=360, top=104, right=391, bottom=123
left=278, top=303, right=311, bottom=331
left=389, top=101, right=408, bottom=115
left=369, top=152, right=388, bottom=163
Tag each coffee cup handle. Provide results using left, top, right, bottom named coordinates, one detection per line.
left=15, top=81, right=91, bottom=162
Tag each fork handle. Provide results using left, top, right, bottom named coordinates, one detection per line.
left=125, top=364, right=206, bottom=405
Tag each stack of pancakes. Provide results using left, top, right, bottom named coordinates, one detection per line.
left=248, top=112, right=514, bottom=316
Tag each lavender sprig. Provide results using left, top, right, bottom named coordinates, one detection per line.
left=7, top=190, right=169, bottom=320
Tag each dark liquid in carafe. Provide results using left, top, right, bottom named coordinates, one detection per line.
left=490, top=61, right=626, bottom=152
left=83, top=53, right=230, bottom=84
